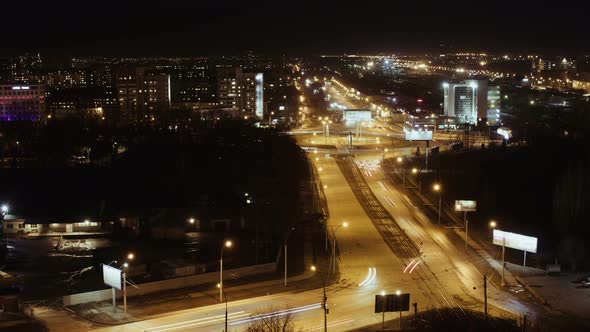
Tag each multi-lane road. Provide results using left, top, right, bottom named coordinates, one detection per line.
left=38, top=77, right=535, bottom=332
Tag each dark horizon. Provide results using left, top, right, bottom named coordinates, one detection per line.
left=2, top=0, right=589, bottom=57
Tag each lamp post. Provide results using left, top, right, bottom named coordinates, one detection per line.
left=284, top=226, right=296, bottom=286
left=433, top=183, right=442, bottom=225
left=330, top=222, right=349, bottom=275
left=311, top=265, right=328, bottom=332
left=220, top=240, right=232, bottom=302
left=396, top=157, right=405, bottom=185
left=411, top=168, right=421, bottom=194
left=380, top=290, right=386, bottom=330
left=396, top=289, right=402, bottom=329
left=121, top=252, right=133, bottom=315
left=217, top=283, right=229, bottom=332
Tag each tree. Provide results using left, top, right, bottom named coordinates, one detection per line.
left=246, top=306, right=297, bottom=332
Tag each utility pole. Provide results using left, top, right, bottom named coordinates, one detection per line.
left=382, top=295, right=386, bottom=330
left=413, top=302, right=418, bottom=330
left=484, top=274, right=488, bottom=320
left=501, top=239, right=506, bottom=286
left=464, top=211, right=469, bottom=255
left=323, top=287, right=328, bottom=332
left=284, top=243, right=288, bottom=286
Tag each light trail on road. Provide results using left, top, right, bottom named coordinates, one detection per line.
left=144, top=311, right=249, bottom=332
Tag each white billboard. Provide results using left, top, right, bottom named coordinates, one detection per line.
left=405, top=130, right=433, bottom=141
left=103, top=265, right=122, bottom=290
left=493, top=229, right=538, bottom=253
left=455, top=200, right=477, bottom=212
left=343, top=110, right=372, bottom=128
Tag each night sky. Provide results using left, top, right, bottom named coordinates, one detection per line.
left=3, top=0, right=588, bottom=56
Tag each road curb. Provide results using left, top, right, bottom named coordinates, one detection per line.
left=514, top=274, right=549, bottom=306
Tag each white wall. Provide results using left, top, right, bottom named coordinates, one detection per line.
left=62, top=262, right=277, bottom=306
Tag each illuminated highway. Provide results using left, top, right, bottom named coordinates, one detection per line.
left=48, top=75, right=537, bottom=332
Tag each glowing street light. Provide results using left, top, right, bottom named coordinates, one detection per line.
left=219, top=240, right=233, bottom=302
left=188, top=218, right=195, bottom=224
left=489, top=220, right=497, bottom=228
left=433, top=183, right=442, bottom=225
left=1, top=204, right=8, bottom=214
left=127, top=253, right=135, bottom=261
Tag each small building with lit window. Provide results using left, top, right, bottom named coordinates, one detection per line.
left=1, top=215, right=110, bottom=236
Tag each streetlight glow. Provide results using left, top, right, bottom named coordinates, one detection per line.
left=127, top=253, right=135, bottom=260
left=380, top=290, right=386, bottom=296
left=225, top=240, right=233, bottom=248
left=396, top=157, right=403, bottom=163
left=433, top=183, right=441, bottom=192
left=311, top=265, right=317, bottom=272
left=411, top=168, right=418, bottom=174
left=342, top=222, right=349, bottom=228
left=1, top=204, right=8, bottom=213
left=490, top=220, right=497, bottom=228
left=188, top=218, right=195, bottom=224
left=396, top=290, right=401, bottom=296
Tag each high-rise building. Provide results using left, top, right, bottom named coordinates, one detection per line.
left=0, top=84, right=45, bottom=121
left=116, top=67, right=171, bottom=122
left=486, top=85, right=501, bottom=126
left=442, top=78, right=488, bottom=125
left=216, top=67, right=263, bottom=119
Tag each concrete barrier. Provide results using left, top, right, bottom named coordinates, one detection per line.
left=62, top=262, right=277, bottom=306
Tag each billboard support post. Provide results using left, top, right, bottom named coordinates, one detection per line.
left=464, top=211, right=469, bottom=255
left=484, top=274, right=488, bottom=320
left=112, top=288, right=116, bottom=312
left=524, top=251, right=527, bottom=267
left=123, top=270, right=127, bottom=314
left=425, top=140, right=429, bottom=171
left=501, top=239, right=506, bottom=287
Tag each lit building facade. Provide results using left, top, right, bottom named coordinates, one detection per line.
left=486, top=85, right=501, bottom=126
left=116, top=67, right=171, bottom=122
left=0, top=84, right=45, bottom=121
left=216, top=67, right=263, bottom=119
left=442, top=78, right=488, bottom=125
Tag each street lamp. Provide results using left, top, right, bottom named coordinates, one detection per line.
left=188, top=218, right=195, bottom=225
left=411, top=168, right=421, bottom=194
left=284, top=226, right=296, bottom=287
left=396, top=290, right=402, bottom=329
left=220, top=240, right=233, bottom=302
left=330, top=222, right=348, bottom=275
left=396, top=157, right=405, bottom=185
left=1, top=204, right=8, bottom=214
left=380, top=290, right=386, bottom=329
left=432, top=183, right=442, bottom=225
left=489, top=220, right=497, bottom=228
left=120, top=255, right=133, bottom=315
left=311, top=265, right=328, bottom=332
left=217, top=283, right=229, bottom=332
